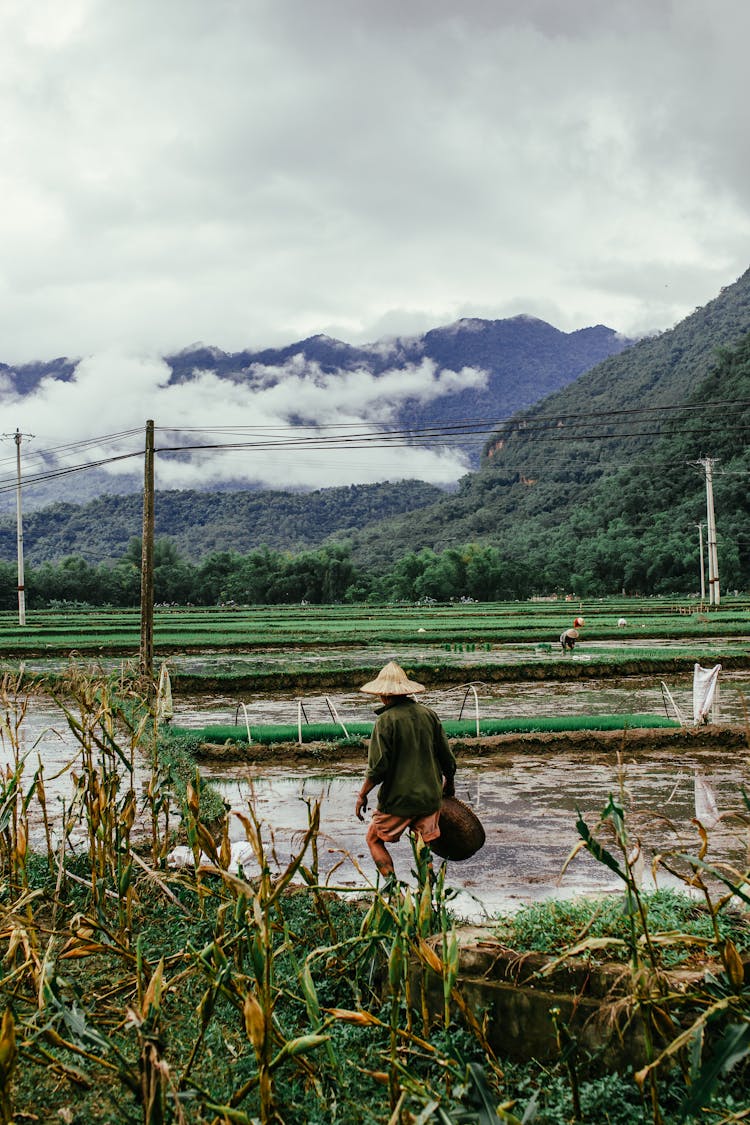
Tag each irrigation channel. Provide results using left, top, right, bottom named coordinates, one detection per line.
left=3, top=663, right=749, bottom=919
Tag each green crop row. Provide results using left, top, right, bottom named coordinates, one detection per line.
left=0, top=596, right=748, bottom=658
left=170, top=712, right=680, bottom=746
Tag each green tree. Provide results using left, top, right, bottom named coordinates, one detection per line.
left=0, top=562, right=18, bottom=610
left=193, top=551, right=244, bottom=604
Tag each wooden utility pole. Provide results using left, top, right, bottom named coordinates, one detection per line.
left=139, top=420, right=155, bottom=682
left=3, top=428, right=33, bottom=625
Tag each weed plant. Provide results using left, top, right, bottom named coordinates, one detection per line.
left=1, top=672, right=749, bottom=1122
left=537, top=755, right=750, bottom=1123
left=0, top=673, right=513, bottom=1122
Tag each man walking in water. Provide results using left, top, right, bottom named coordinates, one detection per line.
left=355, top=661, right=456, bottom=881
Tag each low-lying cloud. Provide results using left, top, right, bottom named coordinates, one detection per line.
left=1, top=3, right=749, bottom=361
left=3, top=351, right=487, bottom=496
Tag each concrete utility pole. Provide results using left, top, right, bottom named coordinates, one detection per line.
left=15, top=430, right=26, bottom=625
left=2, top=429, right=32, bottom=626
left=139, top=420, right=155, bottom=683
left=695, top=522, right=705, bottom=602
left=699, top=458, right=720, bottom=607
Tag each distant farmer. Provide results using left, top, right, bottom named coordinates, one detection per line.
left=560, top=616, right=585, bottom=654
left=355, top=661, right=456, bottom=881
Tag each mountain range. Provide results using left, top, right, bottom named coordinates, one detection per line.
left=0, top=316, right=631, bottom=514
left=2, top=264, right=750, bottom=595
left=165, top=317, right=632, bottom=465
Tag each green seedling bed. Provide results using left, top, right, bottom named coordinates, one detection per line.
left=171, top=712, right=681, bottom=745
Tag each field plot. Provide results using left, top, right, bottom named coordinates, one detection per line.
left=171, top=671, right=750, bottom=730
left=1, top=599, right=750, bottom=692
left=199, top=743, right=750, bottom=915
left=0, top=596, right=748, bottom=652
left=1, top=610, right=748, bottom=1121
left=5, top=688, right=747, bottom=916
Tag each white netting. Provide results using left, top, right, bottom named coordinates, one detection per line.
left=693, top=663, right=721, bottom=725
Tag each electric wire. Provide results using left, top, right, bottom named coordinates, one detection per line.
left=0, top=394, right=748, bottom=495
left=0, top=450, right=145, bottom=495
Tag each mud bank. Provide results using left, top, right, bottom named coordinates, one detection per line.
left=166, top=657, right=750, bottom=694
left=192, top=722, right=749, bottom=764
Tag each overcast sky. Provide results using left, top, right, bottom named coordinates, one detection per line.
left=2, top=0, right=749, bottom=491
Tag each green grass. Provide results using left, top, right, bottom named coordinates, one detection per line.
left=493, top=889, right=750, bottom=967
left=1, top=595, right=750, bottom=657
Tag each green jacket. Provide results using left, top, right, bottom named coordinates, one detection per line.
left=366, top=698, right=456, bottom=817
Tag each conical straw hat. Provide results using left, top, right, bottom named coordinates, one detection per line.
left=360, top=661, right=425, bottom=695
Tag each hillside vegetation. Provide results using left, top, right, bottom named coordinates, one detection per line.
left=0, top=480, right=444, bottom=566
left=3, top=270, right=750, bottom=598
left=340, top=268, right=750, bottom=593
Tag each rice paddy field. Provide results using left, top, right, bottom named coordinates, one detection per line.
left=0, top=594, right=748, bottom=654
left=1, top=597, right=750, bottom=696
left=1, top=601, right=749, bottom=1121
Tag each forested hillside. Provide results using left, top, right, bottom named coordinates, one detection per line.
left=482, top=265, right=750, bottom=467
left=4, top=269, right=750, bottom=601
left=0, top=480, right=444, bottom=565
left=3, top=333, right=749, bottom=606
left=338, top=268, right=750, bottom=592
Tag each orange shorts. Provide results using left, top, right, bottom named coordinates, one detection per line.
left=366, top=809, right=441, bottom=844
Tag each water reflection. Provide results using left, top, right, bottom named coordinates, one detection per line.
left=4, top=690, right=749, bottom=920
left=202, top=747, right=750, bottom=919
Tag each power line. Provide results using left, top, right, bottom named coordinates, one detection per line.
left=0, top=391, right=747, bottom=497
left=0, top=428, right=144, bottom=472
left=3, top=395, right=749, bottom=475
left=0, top=449, right=145, bottom=496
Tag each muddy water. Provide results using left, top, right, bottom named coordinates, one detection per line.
left=10, top=634, right=744, bottom=683
left=1, top=697, right=154, bottom=855
left=5, top=690, right=750, bottom=920
left=200, top=746, right=750, bottom=920
left=173, top=670, right=750, bottom=728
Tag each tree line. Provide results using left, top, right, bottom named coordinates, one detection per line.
left=0, top=538, right=536, bottom=609
left=1, top=520, right=738, bottom=609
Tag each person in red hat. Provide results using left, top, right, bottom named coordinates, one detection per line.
left=355, top=661, right=456, bottom=881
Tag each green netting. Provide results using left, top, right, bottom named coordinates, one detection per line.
left=168, top=712, right=680, bottom=746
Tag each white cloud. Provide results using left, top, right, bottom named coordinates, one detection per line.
left=0, top=0, right=746, bottom=368
left=8, top=352, right=484, bottom=490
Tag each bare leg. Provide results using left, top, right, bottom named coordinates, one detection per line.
left=365, top=821, right=396, bottom=877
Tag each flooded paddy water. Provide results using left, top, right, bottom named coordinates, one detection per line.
left=172, top=668, right=750, bottom=729
left=200, top=747, right=750, bottom=919
left=4, top=668, right=750, bottom=919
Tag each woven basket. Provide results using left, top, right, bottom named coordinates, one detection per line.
left=430, top=797, right=486, bottom=861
